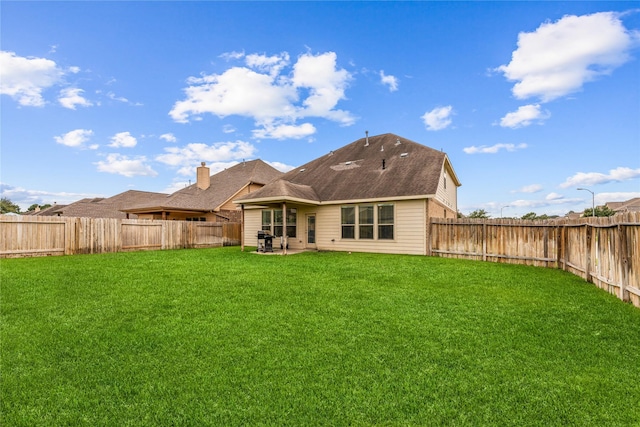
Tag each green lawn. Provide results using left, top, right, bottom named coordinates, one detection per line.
left=1, top=247, right=639, bottom=426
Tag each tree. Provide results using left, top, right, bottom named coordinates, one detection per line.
left=1, top=197, right=21, bottom=214
left=583, top=206, right=616, bottom=217
left=468, top=209, right=490, bottom=219
left=521, top=212, right=553, bottom=221
left=27, top=203, right=52, bottom=212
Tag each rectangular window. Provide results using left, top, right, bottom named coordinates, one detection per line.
left=261, top=210, right=272, bottom=233
left=358, top=205, right=374, bottom=239
left=273, top=209, right=283, bottom=237
left=262, top=208, right=296, bottom=237
left=286, top=208, right=297, bottom=238
left=341, top=206, right=355, bottom=239
left=378, top=204, right=394, bottom=240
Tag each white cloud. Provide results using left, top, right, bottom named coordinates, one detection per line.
left=170, top=66, right=297, bottom=123
left=222, top=124, right=236, bottom=134
left=497, top=12, right=639, bottom=102
left=107, top=92, right=129, bottom=103
left=0, top=182, right=103, bottom=211
left=499, top=104, right=550, bottom=128
left=252, top=122, right=316, bottom=140
left=156, top=140, right=256, bottom=176
left=54, top=129, right=96, bottom=149
left=463, top=143, right=527, bottom=154
left=220, top=50, right=245, bottom=61
left=95, top=154, right=157, bottom=177
left=514, top=184, right=543, bottom=193
left=266, top=161, right=296, bottom=173
left=291, top=52, right=354, bottom=124
left=422, top=106, right=454, bottom=131
left=0, top=50, right=65, bottom=107
left=560, top=166, right=640, bottom=188
left=160, top=133, right=177, bottom=143
left=379, top=70, right=399, bottom=92
left=109, top=132, right=137, bottom=148
left=58, top=87, right=93, bottom=110
left=245, top=52, right=290, bottom=76
left=169, top=51, right=354, bottom=138
left=546, top=192, right=564, bottom=201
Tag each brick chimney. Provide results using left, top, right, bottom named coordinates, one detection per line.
left=196, top=162, right=210, bottom=190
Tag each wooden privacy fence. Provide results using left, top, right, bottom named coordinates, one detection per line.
left=429, top=213, right=640, bottom=308
left=0, top=215, right=241, bottom=257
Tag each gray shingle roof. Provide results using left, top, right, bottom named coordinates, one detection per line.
left=53, top=190, right=168, bottom=219
left=123, top=159, right=282, bottom=212
left=235, top=133, right=460, bottom=204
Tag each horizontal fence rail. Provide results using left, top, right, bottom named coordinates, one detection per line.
left=0, top=215, right=241, bottom=257
left=429, top=213, right=640, bottom=308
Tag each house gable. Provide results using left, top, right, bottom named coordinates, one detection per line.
left=122, top=159, right=283, bottom=220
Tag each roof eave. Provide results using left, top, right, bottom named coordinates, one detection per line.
left=234, top=195, right=320, bottom=207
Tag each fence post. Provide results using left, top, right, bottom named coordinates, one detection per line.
left=555, top=225, right=562, bottom=270
left=482, top=222, right=487, bottom=261
left=426, top=217, right=432, bottom=256
left=585, top=223, right=593, bottom=283
left=618, top=224, right=629, bottom=302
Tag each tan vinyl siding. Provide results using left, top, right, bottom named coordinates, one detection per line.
left=435, top=165, right=457, bottom=214
left=222, top=183, right=264, bottom=212
left=242, top=208, right=263, bottom=248
left=315, top=199, right=427, bottom=255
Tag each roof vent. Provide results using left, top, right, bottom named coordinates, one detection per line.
left=345, top=161, right=352, bottom=165
left=380, top=145, right=384, bottom=152
left=329, top=150, right=334, bottom=156
left=395, top=139, right=401, bottom=146
left=365, top=130, right=369, bottom=147
left=299, top=168, right=306, bottom=172
left=400, top=152, right=409, bottom=158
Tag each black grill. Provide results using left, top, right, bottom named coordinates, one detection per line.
left=257, top=231, right=273, bottom=252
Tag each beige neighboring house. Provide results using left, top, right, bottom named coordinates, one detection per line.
left=40, top=191, right=168, bottom=219
left=121, top=159, right=283, bottom=222
left=234, top=133, right=461, bottom=255
left=606, top=198, right=640, bottom=214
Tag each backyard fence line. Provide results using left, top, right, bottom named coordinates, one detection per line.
left=2, top=213, right=638, bottom=308
left=0, top=215, right=241, bottom=257
left=428, top=212, right=640, bottom=308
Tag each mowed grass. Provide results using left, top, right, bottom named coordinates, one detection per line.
left=1, top=248, right=639, bottom=426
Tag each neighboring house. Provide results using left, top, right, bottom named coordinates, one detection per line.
left=234, top=133, right=461, bottom=255
left=606, top=198, right=640, bottom=214
left=122, top=159, right=283, bottom=222
left=23, top=204, right=68, bottom=216
left=47, top=191, right=168, bottom=219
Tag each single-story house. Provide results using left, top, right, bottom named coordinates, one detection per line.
left=122, top=159, right=283, bottom=222
left=23, top=203, right=68, bottom=216
left=43, top=191, right=168, bottom=219
left=606, top=198, right=640, bottom=214
left=234, top=133, right=461, bottom=255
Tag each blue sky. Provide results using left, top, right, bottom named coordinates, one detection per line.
left=1, top=1, right=639, bottom=217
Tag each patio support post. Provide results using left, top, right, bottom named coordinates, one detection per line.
left=282, top=201, right=287, bottom=255
left=241, top=204, right=245, bottom=252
